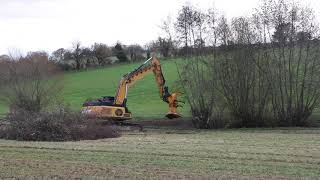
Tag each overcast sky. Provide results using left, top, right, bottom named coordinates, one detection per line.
left=0, top=0, right=319, bottom=55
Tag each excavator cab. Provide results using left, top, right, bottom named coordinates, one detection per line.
left=83, top=96, right=115, bottom=107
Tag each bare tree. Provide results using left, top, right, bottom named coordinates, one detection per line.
left=71, top=41, right=83, bottom=70
left=175, top=4, right=210, bottom=56
left=216, top=46, right=273, bottom=127
left=92, top=43, right=112, bottom=66
left=26, top=51, right=49, bottom=62
left=217, top=15, right=232, bottom=45
left=160, top=15, right=174, bottom=42
left=50, top=48, right=66, bottom=62
left=231, top=16, right=257, bottom=44
left=81, top=47, right=96, bottom=68
left=206, top=7, right=219, bottom=47
left=0, top=51, right=63, bottom=113
left=159, top=16, right=177, bottom=57
left=193, top=9, right=207, bottom=48
left=175, top=5, right=194, bottom=48
left=125, top=44, right=145, bottom=61
left=177, top=57, right=225, bottom=128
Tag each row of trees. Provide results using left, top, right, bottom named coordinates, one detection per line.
left=50, top=42, right=146, bottom=71
left=155, top=0, right=320, bottom=57
left=0, top=42, right=138, bottom=71
left=178, top=0, right=320, bottom=128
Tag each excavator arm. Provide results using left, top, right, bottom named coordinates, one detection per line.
left=114, top=57, right=181, bottom=118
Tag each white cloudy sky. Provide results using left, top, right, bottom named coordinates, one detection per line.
left=0, top=0, right=319, bottom=55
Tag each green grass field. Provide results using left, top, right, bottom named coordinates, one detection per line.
left=0, top=128, right=319, bottom=179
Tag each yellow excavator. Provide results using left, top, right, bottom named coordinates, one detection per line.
left=81, top=56, right=181, bottom=121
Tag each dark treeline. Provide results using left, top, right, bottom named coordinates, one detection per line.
left=49, top=42, right=145, bottom=71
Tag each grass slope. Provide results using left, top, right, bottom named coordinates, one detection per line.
left=0, top=128, right=319, bottom=179
left=0, top=103, right=8, bottom=117
left=62, top=59, right=189, bottom=118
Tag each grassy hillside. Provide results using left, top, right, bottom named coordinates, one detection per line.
left=0, top=59, right=189, bottom=118
left=62, top=59, right=190, bottom=118
left=0, top=128, right=319, bottom=178
left=0, top=103, right=7, bottom=116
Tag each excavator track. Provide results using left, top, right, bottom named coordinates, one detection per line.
left=116, top=121, right=144, bottom=131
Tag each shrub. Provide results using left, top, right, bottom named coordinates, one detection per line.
left=0, top=53, right=63, bottom=113
left=0, top=107, right=120, bottom=141
left=216, top=47, right=273, bottom=127
left=177, top=57, right=227, bottom=128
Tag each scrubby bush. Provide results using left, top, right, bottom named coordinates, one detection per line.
left=0, top=53, right=119, bottom=141
left=179, top=44, right=320, bottom=128
left=216, top=47, right=273, bottom=127
left=0, top=107, right=119, bottom=141
left=177, top=0, right=320, bottom=128
left=177, top=57, right=227, bottom=128
left=0, top=53, right=63, bottom=113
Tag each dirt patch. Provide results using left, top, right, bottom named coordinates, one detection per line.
left=136, top=118, right=194, bottom=129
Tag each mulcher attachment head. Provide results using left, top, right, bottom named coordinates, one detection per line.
left=166, top=112, right=181, bottom=119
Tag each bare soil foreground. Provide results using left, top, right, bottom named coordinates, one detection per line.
left=0, top=120, right=319, bottom=179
